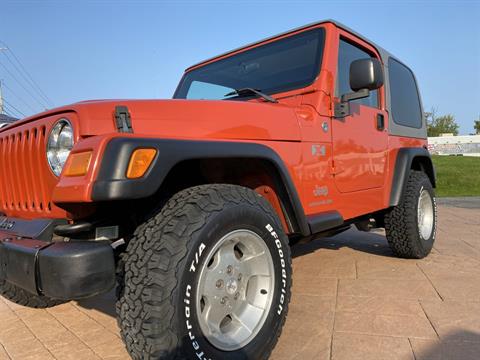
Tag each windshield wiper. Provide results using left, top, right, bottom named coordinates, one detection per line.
left=224, top=88, right=278, bottom=103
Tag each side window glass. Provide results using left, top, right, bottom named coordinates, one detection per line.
left=336, top=39, right=379, bottom=108
left=389, top=58, right=423, bottom=128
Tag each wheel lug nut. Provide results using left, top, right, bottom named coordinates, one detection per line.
left=220, top=296, right=228, bottom=305
left=216, top=279, right=224, bottom=289
left=227, top=265, right=233, bottom=275
left=238, top=273, right=242, bottom=281
left=234, top=292, right=240, bottom=300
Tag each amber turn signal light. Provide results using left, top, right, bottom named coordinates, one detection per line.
left=126, top=148, right=157, bottom=179
left=64, top=151, right=92, bottom=177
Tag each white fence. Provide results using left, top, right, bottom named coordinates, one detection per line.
left=428, top=135, right=480, bottom=157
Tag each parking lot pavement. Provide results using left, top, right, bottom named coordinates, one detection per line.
left=1, top=199, right=479, bottom=360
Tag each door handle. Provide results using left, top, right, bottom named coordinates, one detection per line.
left=376, top=114, right=385, bottom=131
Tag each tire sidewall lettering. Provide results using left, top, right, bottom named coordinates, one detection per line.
left=266, top=223, right=287, bottom=316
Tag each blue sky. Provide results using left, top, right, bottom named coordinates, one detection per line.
left=1, top=0, right=479, bottom=134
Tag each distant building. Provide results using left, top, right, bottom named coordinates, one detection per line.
left=428, top=135, right=480, bottom=157
left=0, top=114, right=18, bottom=129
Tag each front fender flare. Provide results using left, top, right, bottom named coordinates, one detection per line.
left=91, top=138, right=310, bottom=236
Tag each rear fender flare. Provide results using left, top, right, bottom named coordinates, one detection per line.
left=389, top=147, right=436, bottom=207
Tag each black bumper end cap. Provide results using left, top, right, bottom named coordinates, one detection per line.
left=0, top=239, right=115, bottom=300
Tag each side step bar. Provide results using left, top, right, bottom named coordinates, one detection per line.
left=307, top=211, right=344, bottom=234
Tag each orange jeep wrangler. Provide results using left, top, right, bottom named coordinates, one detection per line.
left=0, top=20, right=436, bottom=359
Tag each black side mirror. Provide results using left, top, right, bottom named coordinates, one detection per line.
left=350, top=58, right=384, bottom=91
left=334, top=58, right=384, bottom=118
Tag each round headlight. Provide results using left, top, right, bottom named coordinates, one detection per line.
left=47, top=119, right=74, bottom=176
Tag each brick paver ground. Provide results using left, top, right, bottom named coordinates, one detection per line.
left=1, top=199, right=479, bottom=360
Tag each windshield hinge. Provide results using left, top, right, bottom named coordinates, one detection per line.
left=114, top=106, right=133, bottom=133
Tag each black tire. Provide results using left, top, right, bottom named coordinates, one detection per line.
left=116, top=184, right=292, bottom=360
left=0, top=280, right=64, bottom=308
left=385, top=170, right=437, bottom=259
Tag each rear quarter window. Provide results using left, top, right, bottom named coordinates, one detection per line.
left=389, top=58, right=423, bottom=128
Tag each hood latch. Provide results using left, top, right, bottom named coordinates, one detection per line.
left=114, top=106, right=133, bottom=133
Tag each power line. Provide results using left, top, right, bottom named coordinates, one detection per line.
left=3, top=98, right=26, bottom=118
left=2, top=108, right=16, bottom=118
left=3, top=99, right=26, bottom=118
left=3, top=103, right=22, bottom=119
left=0, top=59, right=49, bottom=110
left=1, top=47, right=54, bottom=107
left=10, top=49, right=54, bottom=107
left=2, top=81, right=39, bottom=114
left=2, top=51, right=52, bottom=107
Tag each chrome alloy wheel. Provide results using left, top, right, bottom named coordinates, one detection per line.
left=196, top=229, right=275, bottom=351
left=417, top=188, right=434, bottom=240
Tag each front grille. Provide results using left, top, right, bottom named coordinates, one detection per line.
left=0, top=117, right=68, bottom=219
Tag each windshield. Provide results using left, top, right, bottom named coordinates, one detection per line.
left=174, top=28, right=325, bottom=100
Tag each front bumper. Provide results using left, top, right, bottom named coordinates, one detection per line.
left=0, top=230, right=115, bottom=300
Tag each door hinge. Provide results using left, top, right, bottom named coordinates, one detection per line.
left=114, top=106, right=133, bottom=133
left=334, top=102, right=350, bottom=119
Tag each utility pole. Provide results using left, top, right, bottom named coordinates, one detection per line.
left=0, top=47, right=6, bottom=115
left=0, top=79, right=3, bottom=115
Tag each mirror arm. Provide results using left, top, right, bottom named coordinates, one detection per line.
left=334, top=88, right=370, bottom=118
left=341, top=88, right=370, bottom=102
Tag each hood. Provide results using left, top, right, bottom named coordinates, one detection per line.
left=4, top=99, right=302, bottom=142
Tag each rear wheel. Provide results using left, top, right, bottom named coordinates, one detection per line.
left=385, top=170, right=437, bottom=259
left=116, top=184, right=292, bottom=360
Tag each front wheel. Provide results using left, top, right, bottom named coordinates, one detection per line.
left=385, top=170, right=437, bottom=259
left=116, top=184, right=292, bottom=360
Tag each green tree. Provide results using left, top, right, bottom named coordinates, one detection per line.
left=427, top=113, right=459, bottom=137
left=474, top=119, right=480, bottom=135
